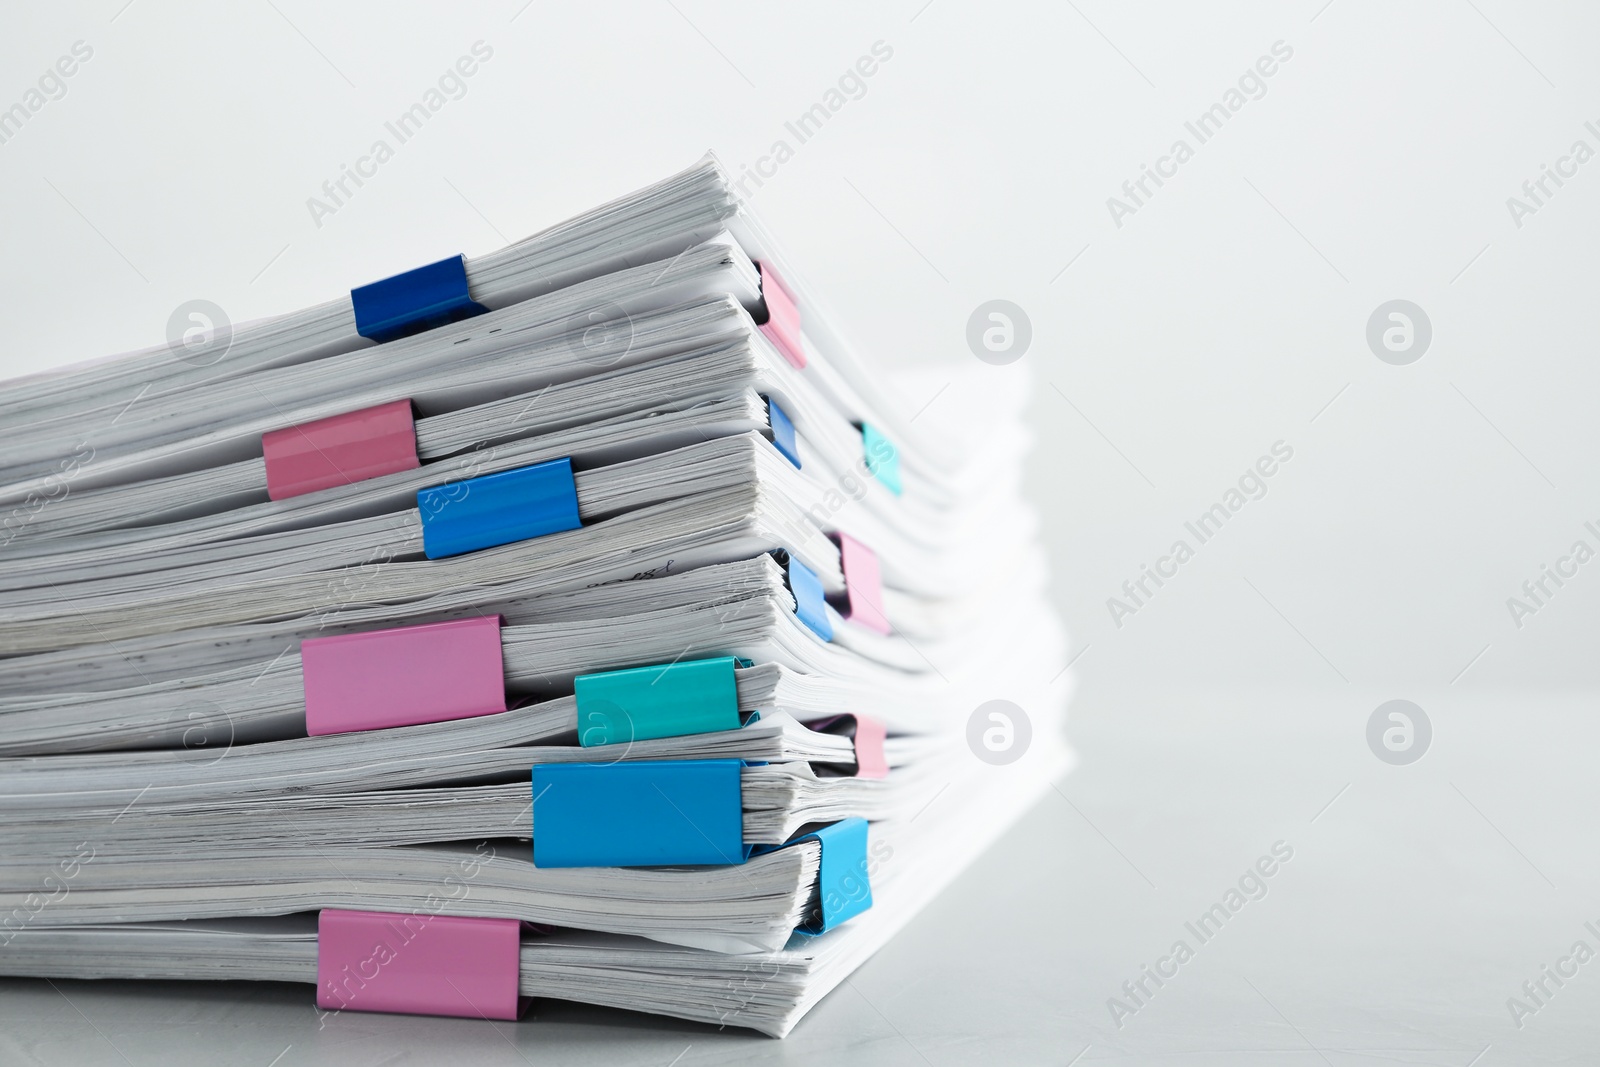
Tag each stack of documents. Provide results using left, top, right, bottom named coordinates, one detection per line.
left=0, top=156, right=1070, bottom=1036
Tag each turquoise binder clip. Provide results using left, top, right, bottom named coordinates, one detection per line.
left=859, top=423, right=902, bottom=496
left=575, top=656, right=746, bottom=747
left=791, top=817, right=873, bottom=935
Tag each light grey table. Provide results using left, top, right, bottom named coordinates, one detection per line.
left=3, top=686, right=1594, bottom=1065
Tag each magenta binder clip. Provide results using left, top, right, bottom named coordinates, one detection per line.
left=757, top=262, right=805, bottom=369
left=316, top=909, right=526, bottom=1020
left=262, top=398, right=420, bottom=500
left=301, top=615, right=507, bottom=736
left=829, top=534, right=890, bottom=635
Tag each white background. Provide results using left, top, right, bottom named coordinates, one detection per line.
left=3, top=2, right=1599, bottom=1063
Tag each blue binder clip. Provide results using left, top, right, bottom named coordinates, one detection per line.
left=791, top=817, right=873, bottom=935
left=576, top=656, right=747, bottom=747
left=351, top=254, right=489, bottom=344
left=764, top=395, right=801, bottom=469
left=783, top=553, right=833, bottom=641
left=531, top=760, right=749, bottom=867
left=418, top=457, right=581, bottom=559
left=859, top=423, right=902, bottom=496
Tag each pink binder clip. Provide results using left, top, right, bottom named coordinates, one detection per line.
left=805, top=713, right=888, bottom=779
left=301, top=615, right=507, bottom=736
left=831, top=534, right=891, bottom=635
left=851, top=713, right=888, bottom=779
left=263, top=398, right=420, bottom=500
left=316, top=909, right=526, bottom=1020
left=757, top=263, right=806, bottom=369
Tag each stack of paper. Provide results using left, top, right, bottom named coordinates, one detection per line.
left=0, top=155, right=1070, bottom=1037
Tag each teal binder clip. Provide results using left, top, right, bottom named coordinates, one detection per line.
left=575, top=656, right=748, bottom=747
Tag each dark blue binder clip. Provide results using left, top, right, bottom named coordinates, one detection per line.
left=352, top=254, right=488, bottom=344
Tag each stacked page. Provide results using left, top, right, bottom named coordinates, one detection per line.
left=0, top=154, right=1070, bottom=1036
